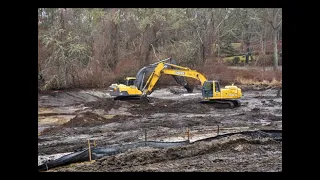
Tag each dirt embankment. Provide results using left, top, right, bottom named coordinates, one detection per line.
left=48, top=134, right=281, bottom=172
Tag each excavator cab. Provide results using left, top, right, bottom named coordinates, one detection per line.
left=125, top=77, right=136, bottom=86
left=202, top=81, right=221, bottom=98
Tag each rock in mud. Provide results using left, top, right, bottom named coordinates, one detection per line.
left=234, top=145, right=243, bottom=151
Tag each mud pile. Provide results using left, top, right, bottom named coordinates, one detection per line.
left=128, top=98, right=213, bottom=115
left=62, top=112, right=108, bottom=127
left=84, top=99, right=118, bottom=112
left=41, top=112, right=111, bottom=135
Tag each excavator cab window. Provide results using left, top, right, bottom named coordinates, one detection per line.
left=215, top=82, right=220, bottom=92
left=202, top=81, right=213, bottom=98
left=126, top=79, right=135, bottom=86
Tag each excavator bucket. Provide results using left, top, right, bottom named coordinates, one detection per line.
left=184, top=84, right=194, bottom=93
left=140, top=96, right=151, bottom=103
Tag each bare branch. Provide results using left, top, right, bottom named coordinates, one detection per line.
left=196, top=28, right=203, bottom=44
left=274, top=8, right=280, bottom=20
left=268, top=20, right=276, bottom=29
left=150, top=43, right=160, bottom=61
left=211, top=12, right=230, bottom=38
left=276, top=19, right=282, bottom=29
left=247, top=9, right=270, bottom=23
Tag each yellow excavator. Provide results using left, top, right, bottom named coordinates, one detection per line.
left=109, top=58, right=242, bottom=108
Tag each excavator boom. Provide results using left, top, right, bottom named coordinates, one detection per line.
left=136, top=59, right=193, bottom=94
left=142, top=63, right=207, bottom=95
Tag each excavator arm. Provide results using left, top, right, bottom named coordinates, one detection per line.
left=135, top=58, right=193, bottom=93
left=142, top=62, right=207, bottom=96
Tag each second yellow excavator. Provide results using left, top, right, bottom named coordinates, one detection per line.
left=109, top=58, right=242, bottom=108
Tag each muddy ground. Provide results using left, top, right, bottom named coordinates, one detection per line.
left=38, top=85, right=282, bottom=172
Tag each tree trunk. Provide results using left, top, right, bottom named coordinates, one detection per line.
left=60, top=8, right=65, bottom=41
left=199, top=43, right=205, bottom=63
left=140, top=24, right=157, bottom=65
left=110, top=20, right=119, bottom=68
left=205, top=12, right=215, bottom=56
left=245, top=46, right=249, bottom=64
left=59, top=8, right=67, bottom=87
left=262, top=20, right=267, bottom=55
left=100, top=8, right=119, bottom=70
left=273, top=30, right=278, bottom=70
left=244, top=23, right=250, bottom=64
left=260, top=38, right=264, bottom=55
left=260, top=20, right=267, bottom=55
left=217, top=29, right=220, bottom=58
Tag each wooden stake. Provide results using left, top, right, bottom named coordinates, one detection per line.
left=277, top=88, right=281, bottom=97
left=187, top=127, right=190, bottom=141
left=217, top=125, right=219, bottom=135
left=88, top=139, right=91, bottom=162
left=94, top=140, right=96, bottom=147
left=144, top=129, right=147, bottom=142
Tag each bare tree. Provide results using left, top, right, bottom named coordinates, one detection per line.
left=262, top=8, right=282, bottom=70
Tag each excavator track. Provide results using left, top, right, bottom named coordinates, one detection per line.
left=113, top=96, right=141, bottom=101
left=113, top=96, right=151, bottom=104
left=200, top=99, right=241, bottom=109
